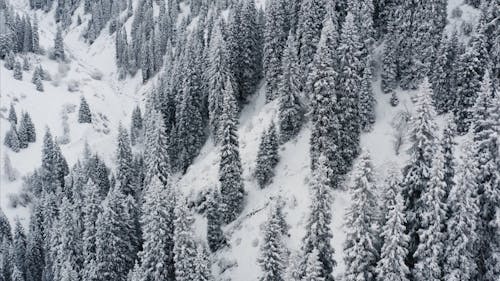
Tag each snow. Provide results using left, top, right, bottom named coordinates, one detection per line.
left=0, top=0, right=480, bottom=280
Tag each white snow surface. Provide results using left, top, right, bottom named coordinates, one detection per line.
left=0, top=0, right=476, bottom=280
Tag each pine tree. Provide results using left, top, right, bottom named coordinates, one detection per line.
left=53, top=26, right=65, bottom=61
left=78, top=96, right=92, bottom=123
left=173, top=197, right=198, bottom=281
left=440, top=120, right=456, bottom=201
left=12, top=219, right=27, bottom=280
left=443, top=139, right=480, bottom=281
left=470, top=72, right=500, bottom=280
left=402, top=79, right=438, bottom=268
left=5, top=51, right=15, bottom=70
left=94, top=186, right=136, bottom=281
left=81, top=180, right=102, bottom=281
left=130, top=105, right=143, bottom=145
left=297, top=0, right=327, bottom=91
left=4, top=124, right=21, bottom=153
left=258, top=201, right=287, bottom=281
left=138, top=176, right=176, bottom=281
left=144, top=110, right=171, bottom=186
left=278, top=32, right=304, bottom=144
left=25, top=201, right=45, bottom=281
left=13, top=60, right=22, bottom=80
left=308, top=17, right=340, bottom=178
left=336, top=12, right=363, bottom=171
left=0, top=208, right=12, bottom=243
left=219, top=80, right=244, bottom=224
left=116, top=125, right=134, bottom=195
left=193, top=245, right=213, bottom=281
left=206, top=189, right=225, bottom=252
left=264, top=0, right=288, bottom=101
left=302, top=155, right=335, bottom=281
left=18, top=112, right=36, bottom=144
left=207, top=19, right=229, bottom=143
left=3, top=152, right=17, bottom=181
left=412, top=147, right=448, bottom=281
left=302, top=248, right=324, bottom=281
left=359, top=61, right=376, bottom=132
left=343, top=150, right=380, bottom=281
left=8, top=104, right=17, bottom=125
left=375, top=180, right=410, bottom=281
left=255, top=122, right=279, bottom=188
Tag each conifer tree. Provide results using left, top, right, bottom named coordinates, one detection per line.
left=4, top=124, right=21, bottom=153
left=336, top=12, right=363, bottom=170
left=440, top=120, right=456, bottom=201
left=412, top=148, right=448, bottom=281
left=18, top=112, right=36, bottom=144
left=130, top=105, right=143, bottom=146
left=206, top=189, right=225, bottom=252
left=308, top=17, right=340, bottom=177
left=25, top=201, right=45, bottom=281
left=302, top=155, right=335, bottom=281
left=3, top=152, right=17, bottom=181
left=207, top=19, right=229, bottom=143
left=219, top=81, right=244, bottom=224
left=81, top=180, right=102, bottom=281
left=8, top=104, right=17, bottom=125
left=144, top=110, right=171, bottom=186
left=297, top=0, right=327, bottom=90
left=470, top=72, right=500, bottom=279
left=53, top=26, right=65, bottom=61
left=5, top=52, right=15, bottom=70
left=343, top=150, right=380, bottom=281
left=116, top=125, right=134, bottom=195
left=13, top=60, right=22, bottom=80
left=193, top=245, right=213, bottom=281
left=444, top=139, right=480, bottom=281
left=173, top=197, right=198, bottom=281
left=264, top=0, right=288, bottom=101
left=255, top=122, right=279, bottom=188
left=375, top=179, right=410, bottom=281
left=278, top=33, right=304, bottom=144
left=402, top=79, right=438, bottom=268
left=12, top=219, right=27, bottom=280
left=94, top=186, right=136, bottom=281
left=138, top=176, right=176, bottom=281
left=258, top=201, right=287, bottom=281
left=78, top=96, right=92, bottom=123
left=302, top=248, right=324, bottom=281
left=359, top=61, right=376, bottom=132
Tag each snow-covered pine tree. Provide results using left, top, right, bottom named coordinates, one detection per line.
left=297, top=0, right=327, bottom=91
left=173, top=197, right=198, bottom=281
left=193, top=245, right=213, bottom=281
left=13, top=60, right=22, bottom=80
left=401, top=78, right=438, bottom=268
left=138, top=176, right=176, bottom=281
left=12, top=219, right=27, bottom=280
left=49, top=197, right=82, bottom=281
left=412, top=146, right=448, bottom=281
left=207, top=18, right=229, bottom=144
left=25, top=200, right=45, bottom=281
left=144, top=110, right=171, bottom=186
left=40, top=128, right=58, bottom=193
left=375, top=179, right=410, bottom=281
left=301, top=155, right=335, bottom=281
left=264, top=0, right=288, bottom=102
left=4, top=52, right=15, bottom=70
left=130, top=105, right=143, bottom=146
left=53, top=26, right=65, bottom=61
left=219, top=79, right=244, bottom=224
left=258, top=201, right=288, bottom=281
left=3, top=152, right=17, bottom=181
left=206, top=189, right=225, bottom=252
left=359, top=60, right=376, bottom=132
left=78, top=96, right=92, bottom=123
left=443, top=138, right=480, bottom=281
left=308, top=17, right=340, bottom=179
left=4, top=124, right=21, bottom=153
left=81, top=179, right=101, bottom=281
left=255, top=122, right=279, bottom=188
left=94, top=186, right=136, bottom=281
left=302, top=248, right=324, bottom=281
left=18, top=112, right=36, bottom=144
left=336, top=12, right=363, bottom=172
left=8, top=104, right=17, bottom=125
left=343, top=150, right=380, bottom=281
left=453, top=46, right=484, bottom=134
left=115, top=125, right=134, bottom=195
left=470, top=72, right=500, bottom=280
left=440, top=119, right=456, bottom=201
left=431, top=31, right=460, bottom=114
left=278, top=32, right=304, bottom=144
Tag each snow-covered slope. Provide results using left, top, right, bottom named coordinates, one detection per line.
left=0, top=0, right=479, bottom=280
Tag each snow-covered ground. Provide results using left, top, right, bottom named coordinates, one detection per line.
left=0, top=0, right=477, bottom=280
